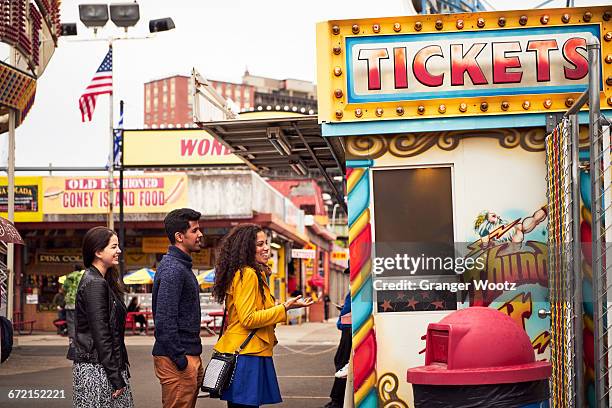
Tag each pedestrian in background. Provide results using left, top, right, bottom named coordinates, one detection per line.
left=127, top=297, right=146, bottom=335
left=63, top=266, right=84, bottom=360
left=52, top=287, right=67, bottom=335
left=73, top=227, right=133, bottom=408
left=212, top=223, right=314, bottom=408
left=323, top=269, right=352, bottom=408
left=152, top=208, right=204, bottom=408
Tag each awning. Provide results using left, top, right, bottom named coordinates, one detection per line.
left=196, top=115, right=346, bottom=212
left=123, top=268, right=155, bottom=285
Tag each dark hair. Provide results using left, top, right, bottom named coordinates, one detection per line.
left=213, top=224, right=268, bottom=303
left=82, top=226, right=126, bottom=295
left=164, top=208, right=202, bottom=244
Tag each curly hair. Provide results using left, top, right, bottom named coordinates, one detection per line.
left=213, top=224, right=269, bottom=304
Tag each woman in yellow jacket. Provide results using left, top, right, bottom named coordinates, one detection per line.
left=213, top=224, right=313, bottom=408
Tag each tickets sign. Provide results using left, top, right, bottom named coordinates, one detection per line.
left=316, top=6, right=612, bottom=122
left=123, top=129, right=244, bottom=167
left=42, top=174, right=188, bottom=214
left=347, top=26, right=596, bottom=103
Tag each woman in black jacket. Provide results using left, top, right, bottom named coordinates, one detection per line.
left=73, top=226, right=133, bottom=408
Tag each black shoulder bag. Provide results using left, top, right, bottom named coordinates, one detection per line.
left=201, top=309, right=257, bottom=398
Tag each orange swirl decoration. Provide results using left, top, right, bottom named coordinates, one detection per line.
left=348, top=164, right=377, bottom=408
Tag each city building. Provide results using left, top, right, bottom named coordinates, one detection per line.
left=144, top=71, right=317, bottom=129
left=242, top=71, right=317, bottom=115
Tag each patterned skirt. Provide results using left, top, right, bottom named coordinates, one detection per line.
left=73, top=363, right=134, bottom=408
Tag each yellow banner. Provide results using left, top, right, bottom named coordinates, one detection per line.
left=142, top=237, right=169, bottom=254
left=123, top=129, right=244, bottom=167
left=42, top=174, right=188, bottom=214
left=0, top=176, right=43, bottom=222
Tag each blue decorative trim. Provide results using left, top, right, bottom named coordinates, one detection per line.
left=322, top=111, right=603, bottom=137
left=347, top=159, right=374, bottom=168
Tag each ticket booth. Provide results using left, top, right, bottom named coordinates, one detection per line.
left=316, top=6, right=611, bottom=408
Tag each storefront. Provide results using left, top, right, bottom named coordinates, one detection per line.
left=316, top=6, right=611, bottom=408
left=12, top=170, right=309, bottom=331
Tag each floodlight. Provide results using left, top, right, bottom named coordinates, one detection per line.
left=110, top=3, right=140, bottom=28
left=149, top=17, right=175, bottom=33
left=79, top=4, right=109, bottom=28
left=61, top=23, right=78, bottom=36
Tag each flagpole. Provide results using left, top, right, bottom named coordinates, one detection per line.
left=118, top=100, right=125, bottom=276
left=108, top=41, right=114, bottom=230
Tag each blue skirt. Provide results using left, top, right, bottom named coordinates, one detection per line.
left=221, top=355, right=282, bottom=406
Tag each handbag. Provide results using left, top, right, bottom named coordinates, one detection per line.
left=201, top=308, right=256, bottom=398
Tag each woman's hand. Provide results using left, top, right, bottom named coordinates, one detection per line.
left=284, top=295, right=315, bottom=310
left=111, top=387, right=126, bottom=399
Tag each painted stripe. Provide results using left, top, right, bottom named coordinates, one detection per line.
left=352, top=276, right=374, bottom=331
left=348, top=172, right=371, bottom=227
left=352, top=315, right=374, bottom=346
left=350, top=260, right=372, bottom=299
left=355, top=374, right=377, bottom=406
left=349, top=209, right=370, bottom=244
left=347, top=168, right=365, bottom=193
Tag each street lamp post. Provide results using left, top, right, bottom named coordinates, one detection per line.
left=75, top=2, right=174, bottom=230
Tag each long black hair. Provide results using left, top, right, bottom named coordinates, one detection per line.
left=82, top=226, right=126, bottom=295
left=213, top=224, right=268, bottom=304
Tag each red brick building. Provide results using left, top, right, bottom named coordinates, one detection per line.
left=144, top=75, right=255, bottom=129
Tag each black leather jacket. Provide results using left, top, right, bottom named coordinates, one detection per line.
left=74, top=266, right=129, bottom=390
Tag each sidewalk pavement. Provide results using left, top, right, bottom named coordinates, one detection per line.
left=12, top=320, right=340, bottom=348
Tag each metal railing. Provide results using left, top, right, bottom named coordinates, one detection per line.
left=546, top=113, right=579, bottom=408
left=546, top=36, right=612, bottom=407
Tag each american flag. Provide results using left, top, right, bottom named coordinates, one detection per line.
left=79, top=48, right=113, bottom=122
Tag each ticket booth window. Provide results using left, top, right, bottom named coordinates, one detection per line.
left=372, top=166, right=457, bottom=312
left=373, top=167, right=454, bottom=243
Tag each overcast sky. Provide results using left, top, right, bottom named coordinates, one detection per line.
left=7, top=0, right=611, bottom=171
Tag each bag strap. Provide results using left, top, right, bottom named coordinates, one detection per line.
left=218, top=307, right=227, bottom=339
left=236, top=330, right=257, bottom=354
left=218, top=305, right=257, bottom=354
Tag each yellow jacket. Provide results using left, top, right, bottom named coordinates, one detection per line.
left=214, top=266, right=286, bottom=356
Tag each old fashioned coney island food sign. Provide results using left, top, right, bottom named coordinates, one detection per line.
left=316, top=6, right=612, bottom=122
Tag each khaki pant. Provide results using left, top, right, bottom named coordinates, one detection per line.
left=154, top=355, right=203, bottom=408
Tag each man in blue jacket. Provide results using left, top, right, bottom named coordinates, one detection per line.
left=152, top=208, right=204, bottom=408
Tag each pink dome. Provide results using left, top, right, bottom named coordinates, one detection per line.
left=407, top=307, right=551, bottom=385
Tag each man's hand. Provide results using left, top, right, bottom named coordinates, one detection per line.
left=284, top=295, right=315, bottom=310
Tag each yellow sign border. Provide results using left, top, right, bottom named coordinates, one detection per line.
left=317, top=6, right=612, bottom=123
left=0, top=176, right=43, bottom=222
